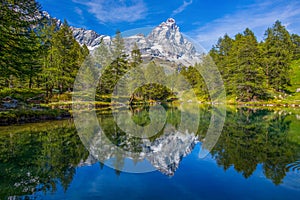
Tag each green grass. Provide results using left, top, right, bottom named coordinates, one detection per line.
left=289, top=59, right=300, bottom=91
left=286, top=59, right=300, bottom=102
left=286, top=114, right=300, bottom=144
left=0, top=88, right=44, bottom=102
left=0, top=119, right=72, bottom=134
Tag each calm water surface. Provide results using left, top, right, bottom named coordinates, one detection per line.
left=0, top=106, right=300, bottom=200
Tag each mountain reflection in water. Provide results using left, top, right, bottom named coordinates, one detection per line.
left=0, top=105, right=300, bottom=199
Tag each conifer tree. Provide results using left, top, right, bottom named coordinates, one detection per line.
left=291, top=33, right=300, bottom=60
left=230, top=28, right=268, bottom=101
left=98, top=31, right=129, bottom=95
left=210, top=34, right=234, bottom=94
left=0, top=0, right=41, bottom=87
left=112, top=30, right=126, bottom=60
left=38, top=20, right=58, bottom=97
left=129, top=43, right=143, bottom=102
left=262, top=21, right=293, bottom=91
left=131, top=43, right=142, bottom=67
left=94, top=38, right=112, bottom=67
left=38, top=19, right=88, bottom=96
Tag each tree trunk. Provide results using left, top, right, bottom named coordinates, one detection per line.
left=29, top=76, right=32, bottom=89
left=9, top=75, right=13, bottom=88
left=59, top=83, right=63, bottom=94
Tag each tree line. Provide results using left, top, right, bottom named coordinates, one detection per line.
left=0, top=0, right=172, bottom=102
left=94, top=31, right=173, bottom=102
left=101, top=20, right=300, bottom=103
left=0, top=121, right=89, bottom=199
left=209, top=21, right=300, bottom=101
left=1, top=0, right=300, bottom=103
left=0, top=0, right=89, bottom=98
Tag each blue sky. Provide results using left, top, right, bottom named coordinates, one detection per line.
left=37, top=0, right=300, bottom=50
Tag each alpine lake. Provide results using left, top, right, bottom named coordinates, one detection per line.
left=1, top=104, right=300, bottom=200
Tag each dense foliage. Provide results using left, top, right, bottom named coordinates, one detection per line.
left=95, top=32, right=174, bottom=102
left=95, top=106, right=300, bottom=183
left=0, top=121, right=89, bottom=199
left=210, top=108, right=300, bottom=185
left=1, top=0, right=300, bottom=103
left=210, top=21, right=300, bottom=101
left=0, top=0, right=89, bottom=99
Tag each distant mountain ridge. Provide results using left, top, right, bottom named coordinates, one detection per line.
left=71, top=18, right=202, bottom=66
left=40, top=11, right=201, bottom=66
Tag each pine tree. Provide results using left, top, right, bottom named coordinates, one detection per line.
left=230, top=28, right=268, bottom=101
left=262, top=21, right=293, bottom=91
left=128, top=66, right=145, bottom=103
left=38, top=20, right=58, bottom=97
left=129, top=43, right=143, bottom=103
left=130, top=43, right=142, bottom=67
left=98, top=31, right=129, bottom=95
left=291, top=33, right=300, bottom=60
left=210, top=34, right=234, bottom=94
left=94, top=38, right=112, bottom=67
left=38, top=19, right=88, bottom=96
left=0, top=0, right=41, bottom=88
left=112, top=30, right=126, bottom=60
left=24, top=30, right=42, bottom=89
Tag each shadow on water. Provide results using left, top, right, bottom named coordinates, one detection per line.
left=0, top=106, right=300, bottom=198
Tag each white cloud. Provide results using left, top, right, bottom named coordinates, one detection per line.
left=172, top=0, right=193, bottom=16
left=75, top=7, right=83, bottom=16
left=74, top=7, right=85, bottom=26
left=73, top=0, right=147, bottom=23
left=191, top=0, right=300, bottom=50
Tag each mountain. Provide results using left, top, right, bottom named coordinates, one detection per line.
left=72, top=18, right=202, bottom=66
left=37, top=11, right=63, bottom=27
left=142, top=128, right=198, bottom=176
left=39, top=11, right=201, bottom=66
left=71, top=27, right=111, bottom=49
left=87, top=126, right=199, bottom=176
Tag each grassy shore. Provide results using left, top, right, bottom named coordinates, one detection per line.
left=1, top=85, right=300, bottom=126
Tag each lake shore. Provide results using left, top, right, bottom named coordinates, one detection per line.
left=0, top=108, right=71, bottom=126
left=1, top=98, right=300, bottom=126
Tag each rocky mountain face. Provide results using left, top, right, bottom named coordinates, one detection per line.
left=72, top=18, right=202, bottom=66
left=71, top=27, right=111, bottom=50
left=39, top=11, right=201, bottom=66
left=141, top=129, right=198, bottom=176
left=37, top=11, right=62, bottom=27
left=86, top=126, right=199, bottom=176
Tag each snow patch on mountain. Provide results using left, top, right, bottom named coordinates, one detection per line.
left=72, top=18, right=202, bottom=66
left=71, top=27, right=111, bottom=51
left=88, top=126, right=199, bottom=176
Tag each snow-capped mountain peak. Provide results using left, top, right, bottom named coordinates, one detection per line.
left=159, top=18, right=178, bottom=30
left=38, top=11, right=201, bottom=66
left=71, top=18, right=202, bottom=66
left=144, top=18, right=199, bottom=65
left=71, top=27, right=110, bottom=50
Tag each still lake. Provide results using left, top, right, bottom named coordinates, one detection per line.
left=1, top=105, right=300, bottom=200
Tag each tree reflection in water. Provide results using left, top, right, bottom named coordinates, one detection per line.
left=210, top=108, right=300, bottom=185
left=0, top=106, right=299, bottom=199
left=0, top=120, right=89, bottom=199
